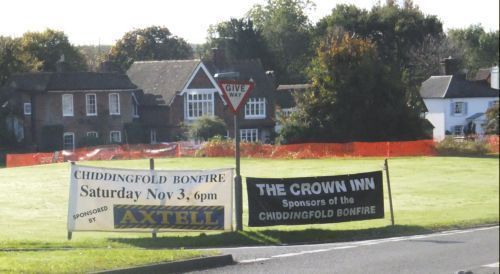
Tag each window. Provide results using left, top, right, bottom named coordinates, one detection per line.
left=245, top=98, right=266, bottom=119
left=86, top=94, right=97, bottom=116
left=109, top=93, right=120, bottom=115
left=24, top=103, right=31, bottom=115
left=453, top=125, right=464, bottom=136
left=87, top=131, right=98, bottom=138
left=452, top=102, right=466, bottom=115
left=240, top=128, right=258, bottom=142
left=110, top=131, right=121, bottom=143
left=63, top=132, right=75, bottom=150
left=150, top=129, right=157, bottom=144
left=62, top=94, right=73, bottom=116
left=132, top=95, right=139, bottom=118
left=185, top=92, right=214, bottom=120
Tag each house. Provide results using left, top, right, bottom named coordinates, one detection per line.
left=127, top=57, right=276, bottom=143
left=420, top=58, right=499, bottom=141
left=0, top=62, right=141, bottom=151
left=274, top=84, right=311, bottom=132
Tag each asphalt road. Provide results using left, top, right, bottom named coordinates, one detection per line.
left=190, top=226, right=499, bottom=274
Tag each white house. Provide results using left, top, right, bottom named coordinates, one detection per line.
left=420, top=65, right=499, bottom=141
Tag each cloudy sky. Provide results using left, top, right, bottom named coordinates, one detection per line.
left=1, top=0, right=498, bottom=45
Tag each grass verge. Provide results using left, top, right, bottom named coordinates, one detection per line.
left=0, top=156, right=498, bottom=272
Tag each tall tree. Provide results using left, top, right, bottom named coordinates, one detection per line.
left=278, top=32, right=427, bottom=143
left=107, top=26, right=193, bottom=71
left=202, top=18, right=273, bottom=67
left=0, top=37, right=25, bottom=86
left=77, top=45, right=112, bottom=71
left=316, top=3, right=443, bottom=67
left=19, top=29, right=87, bottom=72
left=448, top=25, right=499, bottom=76
left=248, top=0, right=314, bottom=83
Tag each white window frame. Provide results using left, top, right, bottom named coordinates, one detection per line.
left=184, top=90, right=215, bottom=120
left=24, top=103, right=31, bottom=115
left=86, top=93, right=97, bottom=116
left=245, top=98, right=266, bottom=119
left=62, top=94, right=74, bottom=117
left=240, top=128, right=259, bottom=142
left=453, top=125, right=464, bottom=136
left=132, top=94, right=139, bottom=118
left=63, top=132, right=75, bottom=150
left=109, top=93, right=120, bottom=115
left=150, top=129, right=158, bottom=144
left=87, top=131, right=99, bottom=138
left=453, top=102, right=465, bottom=115
left=110, top=131, right=121, bottom=143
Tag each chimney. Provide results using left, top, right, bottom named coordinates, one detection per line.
left=56, top=54, right=69, bottom=73
left=99, top=60, right=118, bottom=73
left=212, top=48, right=225, bottom=69
left=265, top=70, right=276, bottom=88
left=440, top=57, right=460, bottom=75
left=491, top=66, right=499, bottom=90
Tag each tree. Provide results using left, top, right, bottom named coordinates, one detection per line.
left=77, top=45, right=112, bottom=71
left=248, top=0, right=314, bottom=83
left=279, top=32, right=427, bottom=143
left=107, top=26, right=193, bottom=71
left=202, top=18, right=273, bottom=67
left=0, top=37, right=25, bottom=86
left=484, top=103, right=499, bottom=135
left=448, top=25, right=499, bottom=76
left=188, top=116, right=227, bottom=141
left=19, top=29, right=87, bottom=72
left=316, top=3, right=443, bottom=67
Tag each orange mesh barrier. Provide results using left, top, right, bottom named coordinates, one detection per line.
left=199, top=140, right=437, bottom=158
left=6, top=140, right=439, bottom=168
left=486, top=135, right=499, bottom=153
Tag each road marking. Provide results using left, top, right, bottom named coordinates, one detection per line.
left=272, top=252, right=303, bottom=258
left=300, top=249, right=330, bottom=254
left=482, top=262, right=499, bottom=268
left=333, top=245, right=356, bottom=250
left=239, top=258, right=270, bottom=264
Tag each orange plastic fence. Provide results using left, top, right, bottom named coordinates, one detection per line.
left=6, top=142, right=201, bottom=168
left=201, top=140, right=437, bottom=159
left=5, top=139, right=440, bottom=168
left=487, top=135, right=499, bottom=153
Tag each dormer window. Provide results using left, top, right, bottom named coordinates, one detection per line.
left=245, top=98, right=266, bottom=119
left=185, top=91, right=214, bottom=120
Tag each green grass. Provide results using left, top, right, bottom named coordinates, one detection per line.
left=0, top=156, right=498, bottom=272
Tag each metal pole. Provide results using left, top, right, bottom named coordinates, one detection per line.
left=384, top=159, right=395, bottom=226
left=150, top=158, right=158, bottom=239
left=68, top=161, right=75, bottom=240
left=234, top=115, right=243, bottom=231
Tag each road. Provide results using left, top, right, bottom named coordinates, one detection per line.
left=190, top=226, right=499, bottom=274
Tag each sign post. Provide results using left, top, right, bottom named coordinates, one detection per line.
left=218, top=80, right=254, bottom=231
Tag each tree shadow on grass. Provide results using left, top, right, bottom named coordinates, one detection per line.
left=108, top=225, right=434, bottom=249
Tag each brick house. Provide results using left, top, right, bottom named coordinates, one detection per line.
left=127, top=58, right=277, bottom=143
left=0, top=68, right=141, bottom=151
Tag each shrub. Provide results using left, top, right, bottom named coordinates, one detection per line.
left=188, top=116, right=226, bottom=141
left=436, top=137, right=490, bottom=156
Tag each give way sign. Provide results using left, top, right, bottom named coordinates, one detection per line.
left=218, top=80, right=255, bottom=114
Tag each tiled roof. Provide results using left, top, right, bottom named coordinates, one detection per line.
left=420, top=75, right=498, bottom=99
left=127, top=60, right=201, bottom=106
left=7, top=72, right=137, bottom=92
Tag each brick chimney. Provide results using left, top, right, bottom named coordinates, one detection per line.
left=440, top=57, right=460, bottom=75
left=56, top=54, right=69, bottom=72
left=211, top=48, right=225, bottom=69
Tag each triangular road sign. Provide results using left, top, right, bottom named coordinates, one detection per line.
left=218, top=80, right=255, bottom=114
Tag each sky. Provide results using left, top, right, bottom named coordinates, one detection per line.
left=1, top=0, right=499, bottom=46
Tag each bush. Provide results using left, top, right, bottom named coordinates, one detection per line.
left=188, top=116, right=226, bottom=141
left=436, top=137, right=491, bottom=156
left=40, top=125, right=63, bottom=152
left=79, top=135, right=102, bottom=147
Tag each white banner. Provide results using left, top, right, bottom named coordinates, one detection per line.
left=67, top=164, right=234, bottom=232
